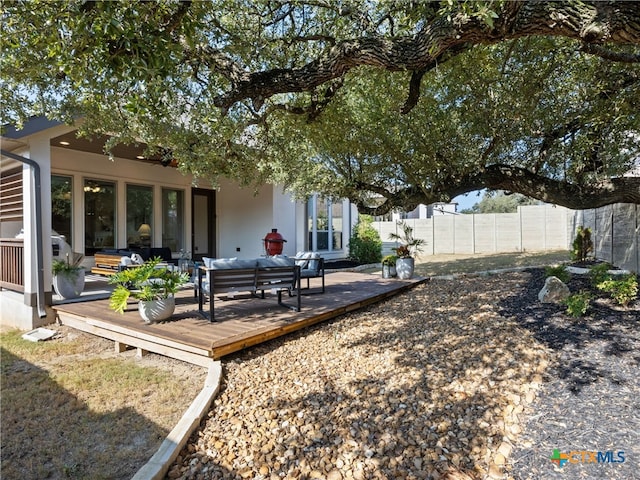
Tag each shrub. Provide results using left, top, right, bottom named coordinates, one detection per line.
left=589, top=262, right=612, bottom=288
left=348, top=215, right=382, bottom=264
left=597, top=274, right=638, bottom=307
left=571, top=226, right=593, bottom=262
left=564, top=291, right=591, bottom=318
left=544, top=265, right=570, bottom=284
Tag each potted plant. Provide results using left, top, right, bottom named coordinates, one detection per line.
left=389, top=221, right=425, bottom=279
left=108, top=257, right=189, bottom=323
left=52, top=253, right=85, bottom=299
left=381, top=254, right=398, bottom=278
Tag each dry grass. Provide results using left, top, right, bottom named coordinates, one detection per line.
left=0, top=327, right=207, bottom=480
left=413, top=250, right=570, bottom=277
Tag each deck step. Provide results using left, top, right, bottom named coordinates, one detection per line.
left=56, top=309, right=214, bottom=367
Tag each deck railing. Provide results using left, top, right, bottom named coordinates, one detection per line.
left=0, top=238, right=24, bottom=292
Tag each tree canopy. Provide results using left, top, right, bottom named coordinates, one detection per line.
left=1, top=0, right=639, bottom=212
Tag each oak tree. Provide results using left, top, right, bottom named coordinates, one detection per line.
left=1, top=0, right=639, bottom=212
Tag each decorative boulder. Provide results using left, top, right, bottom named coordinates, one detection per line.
left=538, top=276, right=570, bottom=303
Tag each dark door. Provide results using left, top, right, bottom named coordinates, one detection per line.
left=191, top=188, right=215, bottom=261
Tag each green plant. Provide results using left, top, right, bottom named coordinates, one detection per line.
left=52, top=253, right=84, bottom=279
left=597, top=274, right=638, bottom=307
left=571, top=226, right=593, bottom=262
left=382, top=254, right=398, bottom=266
left=348, top=215, right=382, bottom=264
left=544, top=265, right=570, bottom=283
left=589, top=262, right=613, bottom=288
left=108, top=257, right=189, bottom=314
left=389, top=221, right=425, bottom=258
left=564, top=291, right=591, bottom=318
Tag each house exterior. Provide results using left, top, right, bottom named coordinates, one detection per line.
left=0, top=117, right=357, bottom=329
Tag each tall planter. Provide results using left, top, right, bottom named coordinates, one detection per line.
left=396, top=258, right=415, bottom=279
left=53, top=270, right=85, bottom=299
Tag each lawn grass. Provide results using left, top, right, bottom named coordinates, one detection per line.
left=0, top=328, right=206, bottom=480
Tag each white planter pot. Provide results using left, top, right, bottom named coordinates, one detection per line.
left=138, top=296, right=175, bottom=323
left=395, top=258, right=415, bottom=279
left=53, top=271, right=85, bottom=299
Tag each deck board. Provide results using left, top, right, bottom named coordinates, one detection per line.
left=54, top=271, right=424, bottom=364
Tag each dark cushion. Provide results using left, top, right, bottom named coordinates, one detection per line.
left=97, top=248, right=174, bottom=264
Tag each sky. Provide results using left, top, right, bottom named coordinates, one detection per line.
left=453, top=190, right=484, bottom=211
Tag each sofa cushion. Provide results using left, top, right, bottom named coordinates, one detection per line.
left=295, top=251, right=320, bottom=271
left=257, top=255, right=295, bottom=268
left=207, top=258, right=258, bottom=270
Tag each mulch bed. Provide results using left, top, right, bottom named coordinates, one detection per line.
left=324, top=259, right=364, bottom=269
left=502, top=268, right=640, bottom=480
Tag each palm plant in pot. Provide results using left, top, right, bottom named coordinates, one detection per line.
left=389, top=221, right=425, bottom=279
left=52, top=253, right=85, bottom=299
left=109, top=257, right=189, bottom=323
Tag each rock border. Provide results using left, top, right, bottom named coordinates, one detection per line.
left=565, top=265, right=630, bottom=275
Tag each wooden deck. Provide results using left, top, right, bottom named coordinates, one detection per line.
left=54, top=272, right=425, bottom=366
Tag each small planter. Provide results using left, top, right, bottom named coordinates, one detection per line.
left=382, top=264, right=397, bottom=278
left=53, top=270, right=85, bottom=299
left=396, top=258, right=415, bottom=279
left=138, top=296, right=175, bottom=323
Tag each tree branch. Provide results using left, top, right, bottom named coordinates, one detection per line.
left=212, top=1, right=640, bottom=113
left=355, top=165, right=640, bottom=215
left=580, top=43, right=640, bottom=63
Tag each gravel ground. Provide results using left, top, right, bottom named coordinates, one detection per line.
left=167, top=268, right=639, bottom=480
left=160, top=269, right=640, bottom=480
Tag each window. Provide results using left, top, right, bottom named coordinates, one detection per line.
left=126, top=184, right=153, bottom=248
left=51, top=175, right=72, bottom=247
left=331, top=201, right=343, bottom=250
left=308, top=195, right=343, bottom=252
left=162, top=188, right=184, bottom=252
left=84, top=179, right=115, bottom=255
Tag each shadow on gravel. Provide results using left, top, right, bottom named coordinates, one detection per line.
left=497, top=267, right=640, bottom=394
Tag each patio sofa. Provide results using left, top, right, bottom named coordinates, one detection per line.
left=196, top=256, right=301, bottom=322
left=91, top=247, right=175, bottom=276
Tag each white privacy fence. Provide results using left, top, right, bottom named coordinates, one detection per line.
left=370, top=203, right=640, bottom=272
left=572, top=203, right=639, bottom=273
left=372, top=205, right=572, bottom=257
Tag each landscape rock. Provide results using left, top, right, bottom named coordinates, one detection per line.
left=537, top=276, right=570, bottom=303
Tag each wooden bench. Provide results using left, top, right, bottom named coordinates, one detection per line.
left=91, top=253, right=123, bottom=276
left=196, top=265, right=301, bottom=322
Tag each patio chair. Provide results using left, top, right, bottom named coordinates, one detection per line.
left=294, top=251, right=325, bottom=294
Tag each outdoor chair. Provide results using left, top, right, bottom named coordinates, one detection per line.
left=294, top=251, right=325, bottom=294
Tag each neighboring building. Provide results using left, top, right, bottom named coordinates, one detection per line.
left=0, top=117, right=357, bottom=329
left=374, top=201, right=458, bottom=221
